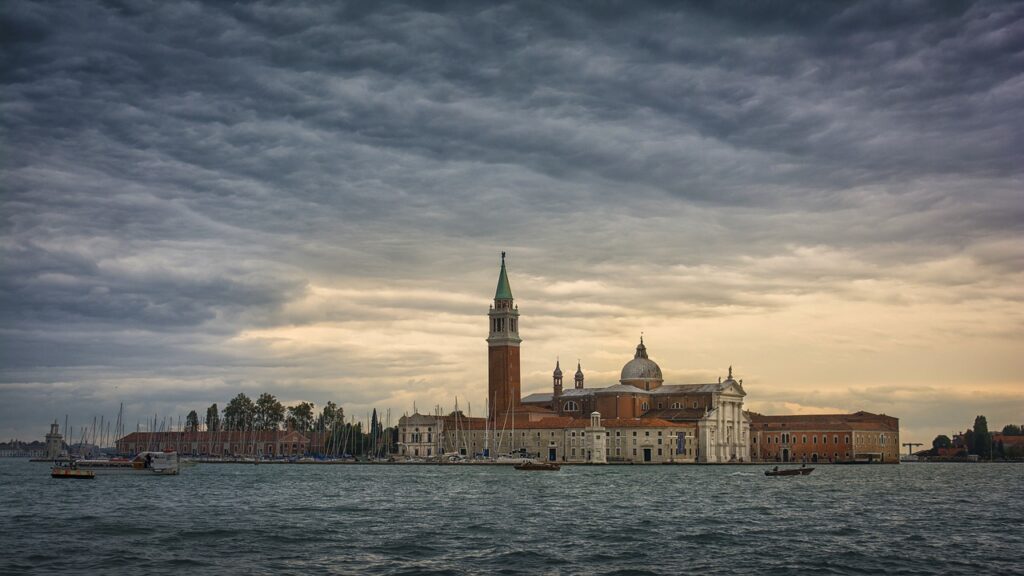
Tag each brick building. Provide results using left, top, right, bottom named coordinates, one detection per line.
left=749, top=412, right=900, bottom=463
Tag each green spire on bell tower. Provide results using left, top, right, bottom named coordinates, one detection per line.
left=494, top=251, right=513, bottom=300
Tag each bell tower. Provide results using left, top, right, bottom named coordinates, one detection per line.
left=487, top=252, right=521, bottom=423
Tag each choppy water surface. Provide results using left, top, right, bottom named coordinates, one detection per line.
left=0, top=460, right=1021, bottom=575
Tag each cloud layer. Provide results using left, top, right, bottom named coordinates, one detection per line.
left=2, top=1, right=1022, bottom=443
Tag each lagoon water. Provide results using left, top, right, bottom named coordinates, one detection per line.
left=0, top=460, right=1021, bottom=575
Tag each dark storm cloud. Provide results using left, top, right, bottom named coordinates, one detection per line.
left=1, top=0, right=1021, bottom=438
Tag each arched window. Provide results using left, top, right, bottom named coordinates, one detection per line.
left=641, top=402, right=649, bottom=412
left=564, top=401, right=579, bottom=412
left=671, top=402, right=680, bottom=409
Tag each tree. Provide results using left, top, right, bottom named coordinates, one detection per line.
left=206, top=404, right=220, bottom=432
left=932, top=435, right=951, bottom=450
left=317, top=401, right=343, bottom=431
left=1002, top=424, right=1022, bottom=436
left=223, top=393, right=256, bottom=430
left=185, top=410, right=200, bottom=432
left=254, top=393, right=285, bottom=431
left=286, top=401, right=315, bottom=432
left=972, top=415, right=991, bottom=459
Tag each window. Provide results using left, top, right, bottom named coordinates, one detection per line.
left=632, top=431, right=637, bottom=437
left=658, top=448, right=662, bottom=456
left=658, top=431, right=663, bottom=436
left=813, top=436, right=817, bottom=444
left=834, top=435, right=839, bottom=445
left=616, top=448, right=621, bottom=456
left=616, top=431, right=621, bottom=437
left=802, top=435, right=807, bottom=444
left=572, top=448, right=576, bottom=456
left=693, top=402, right=698, bottom=409
left=845, top=435, right=850, bottom=444
left=641, top=402, right=649, bottom=411
left=564, top=401, right=579, bottom=411
left=645, top=431, right=650, bottom=437
left=671, top=403, right=680, bottom=409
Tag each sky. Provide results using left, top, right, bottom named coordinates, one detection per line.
left=1, top=1, right=1022, bottom=446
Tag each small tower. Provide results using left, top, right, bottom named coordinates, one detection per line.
left=552, top=359, right=563, bottom=401
left=574, top=361, right=585, bottom=390
left=45, top=420, right=63, bottom=460
left=587, top=412, right=607, bottom=464
left=487, top=252, right=522, bottom=423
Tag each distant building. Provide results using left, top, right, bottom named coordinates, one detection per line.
left=116, top=430, right=320, bottom=457
left=398, top=410, right=692, bottom=463
left=748, top=412, right=900, bottom=463
left=0, top=440, right=48, bottom=458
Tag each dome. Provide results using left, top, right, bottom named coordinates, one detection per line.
left=619, top=337, right=663, bottom=385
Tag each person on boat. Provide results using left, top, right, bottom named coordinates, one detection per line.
left=145, top=453, right=152, bottom=468
left=773, top=466, right=779, bottom=472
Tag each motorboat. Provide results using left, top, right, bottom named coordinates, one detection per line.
left=75, top=451, right=180, bottom=475
left=514, top=461, right=561, bottom=471
left=764, top=466, right=813, bottom=477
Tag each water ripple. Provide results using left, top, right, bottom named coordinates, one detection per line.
left=0, top=461, right=1021, bottom=575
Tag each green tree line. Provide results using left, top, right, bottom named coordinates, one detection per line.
left=930, top=417, right=1024, bottom=460
left=182, top=393, right=340, bottom=433
left=180, top=393, right=397, bottom=457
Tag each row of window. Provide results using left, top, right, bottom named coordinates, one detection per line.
left=759, top=433, right=850, bottom=445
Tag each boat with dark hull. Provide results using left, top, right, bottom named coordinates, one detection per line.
left=514, top=461, right=561, bottom=471
left=75, top=451, right=180, bottom=475
left=764, top=466, right=814, bottom=477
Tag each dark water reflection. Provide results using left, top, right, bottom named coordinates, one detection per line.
left=0, top=461, right=1021, bottom=575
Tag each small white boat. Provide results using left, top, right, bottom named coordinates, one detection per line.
left=75, top=451, right=180, bottom=475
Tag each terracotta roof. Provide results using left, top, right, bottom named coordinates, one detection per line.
left=747, top=411, right=898, bottom=431
left=117, top=430, right=313, bottom=443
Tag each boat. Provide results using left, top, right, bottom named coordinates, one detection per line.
left=514, top=461, right=561, bottom=471
left=51, top=465, right=95, bottom=479
left=764, top=466, right=813, bottom=477
left=75, top=451, right=180, bottom=475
